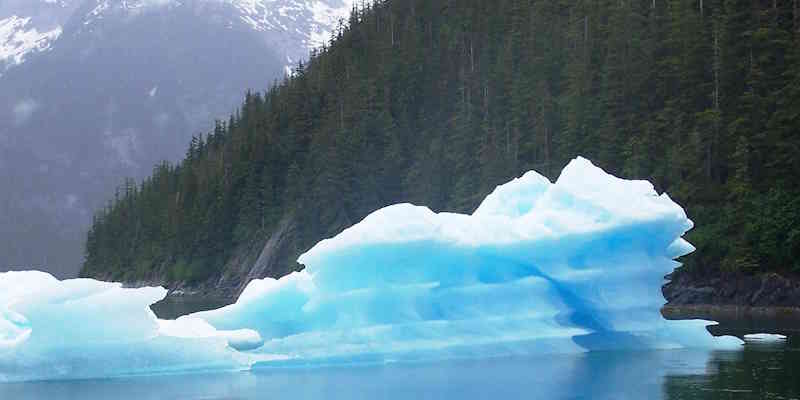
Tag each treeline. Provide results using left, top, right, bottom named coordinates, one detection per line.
left=82, top=0, right=800, bottom=283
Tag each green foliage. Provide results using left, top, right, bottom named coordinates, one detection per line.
left=748, top=189, right=800, bottom=272
left=82, top=0, right=800, bottom=284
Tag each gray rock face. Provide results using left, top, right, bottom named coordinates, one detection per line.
left=663, top=271, right=800, bottom=307
left=110, top=214, right=298, bottom=301
left=244, top=216, right=298, bottom=289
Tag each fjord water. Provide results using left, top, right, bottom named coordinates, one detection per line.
left=1, top=338, right=797, bottom=400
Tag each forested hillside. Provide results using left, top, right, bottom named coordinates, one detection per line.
left=82, top=0, right=800, bottom=289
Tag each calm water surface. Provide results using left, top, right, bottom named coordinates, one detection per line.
left=1, top=337, right=798, bottom=400
left=5, top=299, right=794, bottom=399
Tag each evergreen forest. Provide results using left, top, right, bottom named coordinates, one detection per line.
left=81, top=0, right=800, bottom=285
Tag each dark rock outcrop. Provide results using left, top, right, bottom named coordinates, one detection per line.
left=663, top=270, right=800, bottom=307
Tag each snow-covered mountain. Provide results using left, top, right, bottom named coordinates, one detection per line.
left=224, top=0, right=353, bottom=71
left=0, top=0, right=354, bottom=277
left=1, top=0, right=352, bottom=75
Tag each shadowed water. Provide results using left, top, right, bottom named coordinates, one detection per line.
left=1, top=337, right=797, bottom=400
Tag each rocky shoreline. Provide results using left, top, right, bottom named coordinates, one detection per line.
left=663, top=270, right=800, bottom=308
left=662, top=304, right=800, bottom=335
left=661, top=270, right=800, bottom=336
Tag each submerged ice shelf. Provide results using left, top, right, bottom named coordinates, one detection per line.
left=0, top=157, right=741, bottom=382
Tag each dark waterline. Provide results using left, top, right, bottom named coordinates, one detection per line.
left=2, top=339, right=799, bottom=400
left=150, top=295, right=230, bottom=319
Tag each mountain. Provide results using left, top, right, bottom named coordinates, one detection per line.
left=0, top=0, right=353, bottom=277
left=223, top=0, right=356, bottom=73
left=1, top=0, right=352, bottom=74
left=81, top=0, right=800, bottom=300
left=0, top=15, right=61, bottom=73
left=0, top=0, right=77, bottom=74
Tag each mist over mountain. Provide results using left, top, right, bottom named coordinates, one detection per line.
left=0, top=0, right=352, bottom=277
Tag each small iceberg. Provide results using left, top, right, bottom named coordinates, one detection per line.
left=743, top=333, right=788, bottom=342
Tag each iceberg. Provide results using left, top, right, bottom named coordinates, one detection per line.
left=0, top=271, right=260, bottom=382
left=0, top=157, right=740, bottom=382
left=743, top=333, right=787, bottom=342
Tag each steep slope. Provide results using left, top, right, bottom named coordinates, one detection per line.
left=82, top=0, right=800, bottom=299
left=0, top=0, right=351, bottom=277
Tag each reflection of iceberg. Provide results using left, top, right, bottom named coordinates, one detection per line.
left=0, top=349, right=722, bottom=399
left=0, top=157, right=740, bottom=382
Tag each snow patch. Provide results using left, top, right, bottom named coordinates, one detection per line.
left=0, top=16, right=62, bottom=70
left=224, top=0, right=354, bottom=50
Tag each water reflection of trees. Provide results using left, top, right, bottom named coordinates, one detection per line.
left=663, top=342, right=800, bottom=399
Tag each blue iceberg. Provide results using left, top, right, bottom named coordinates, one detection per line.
left=0, top=157, right=740, bottom=382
